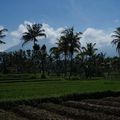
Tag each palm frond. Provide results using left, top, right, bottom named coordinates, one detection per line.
left=0, top=40, right=6, bottom=44
left=111, top=27, right=120, bottom=56
left=21, top=23, right=46, bottom=47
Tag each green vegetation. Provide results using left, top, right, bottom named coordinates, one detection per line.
left=0, top=75, right=120, bottom=101
left=1, top=7, right=120, bottom=120
left=0, top=25, right=120, bottom=79
left=0, top=22, right=120, bottom=104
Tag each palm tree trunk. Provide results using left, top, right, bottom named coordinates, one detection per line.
left=41, top=56, right=47, bottom=79
left=33, top=39, right=37, bottom=51
left=3, top=59, right=7, bottom=74
left=64, top=54, right=67, bottom=77
left=69, top=53, right=73, bottom=79
left=42, top=60, right=45, bottom=76
left=33, top=39, right=36, bottom=49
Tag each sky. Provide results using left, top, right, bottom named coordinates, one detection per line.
left=0, top=0, right=120, bottom=56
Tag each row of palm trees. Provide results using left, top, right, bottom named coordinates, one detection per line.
left=0, top=23, right=120, bottom=78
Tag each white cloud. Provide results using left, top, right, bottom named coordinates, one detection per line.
left=80, top=28, right=117, bottom=56
left=81, top=28, right=112, bottom=48
left=42, top=23, right=64, bottom=44
left=10, top=21, right=64, bottom=44
left=11, top=22, right=113, bottom=48
left=4, top=21, right=116, bottom=56
left=11, top=21, right=30, bottom=38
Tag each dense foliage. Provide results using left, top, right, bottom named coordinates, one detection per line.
left=0, top=24, right=120, bottom=79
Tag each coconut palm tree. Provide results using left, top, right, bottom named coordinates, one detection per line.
left=82, top=43, right=98, bottom=59
left=61, top=27, right=82, bottom=79
left=57, top=35, right=69, bottom=77
left=69, top=27, right=82, bottom=78
left=21, top=23, right=46, bottom=51
left=112, top=27, right=120, bottom=56
left=0, top=28, right=8, bottom=44
left=82, top=43, right=98, bottom=78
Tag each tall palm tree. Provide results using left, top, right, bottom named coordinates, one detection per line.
left=112, top=27, right=120, bottom=56
left=69, top=27, right=82, bottom=78
left=0, top=28, right=8, bottom=44
left=21, top=23, right=46, bottom=51
left=57, top=35, right=69, bottom=77
left=82, top=43, right=98, bottom=78
left=61, top=27, right=82, bottom=78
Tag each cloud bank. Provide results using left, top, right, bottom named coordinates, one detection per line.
left=81, top=28, right=112, bottom=47
left=0, top=21, right=117, bottom=56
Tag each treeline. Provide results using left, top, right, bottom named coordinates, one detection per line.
left=0, top=45, right=120, bottom=79
left=0, top=23, right=120, bottom=79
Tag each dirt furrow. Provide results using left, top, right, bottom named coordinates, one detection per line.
left=39, top=103, right=120, bottom=120
left=0, top=109, right=28, bottom=120
left=12, top=105, right=73, bottom=120
left=63, top=101, right=120, bottom=117
left=82, top=99, right=120, bottom=108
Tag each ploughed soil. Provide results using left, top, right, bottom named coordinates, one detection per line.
left=1, top=91, right=120, bottom=120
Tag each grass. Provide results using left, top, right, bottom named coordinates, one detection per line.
left=0, top=74, right=120, bottom=101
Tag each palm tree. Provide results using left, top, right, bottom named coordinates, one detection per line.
left=68, top=27, right=82, bottom=78
left=96, top=52, right=105, bottom=64
left=50, top=47, right=60, bottom=61
left=41, top=44, right=47, bottom=78
left=0, top=27, right=8, bottom=73
left=21, top=23, right=46, bottom=51
left=82, top=43, right=98, bottom=59
left=57, top=34, right=69, bottom=77
left=82, top=43, right=98, bottom=78
left=49, top=46, right=61, bottom=76
left=61, top=27, right=82, bottom=79
left=112, top=27, right=120, bottom=56
left=0, top=28, right=8, bottom=44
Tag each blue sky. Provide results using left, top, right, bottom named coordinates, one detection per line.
left=0, top=0, right=120, bottom=56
